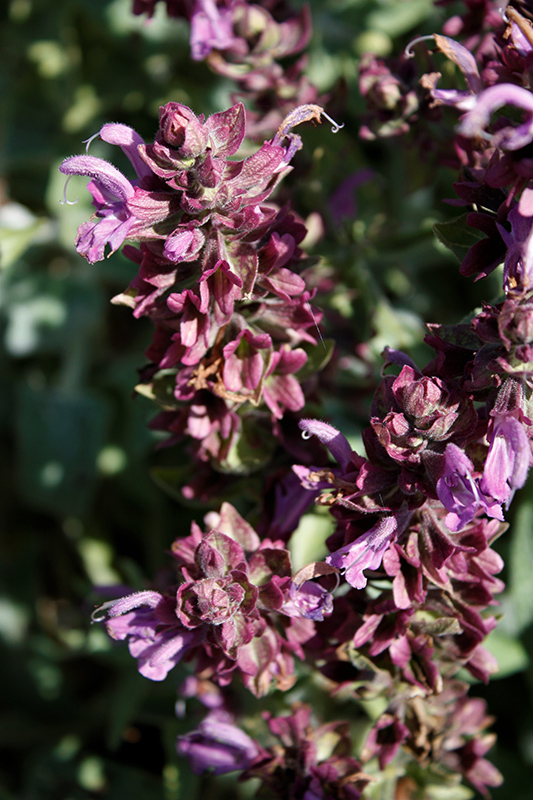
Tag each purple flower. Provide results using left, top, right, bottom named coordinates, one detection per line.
left=496, top=197, right=533, bottom=293
left=189, top=0, right=235, bottom=61
left=410, top=33, right=483, bottom=111
left=326, top=515, right=405, bottom=590
left=362, top=713, right=409, bottom=770
left=262, top=345, right=308, bottom=419
left=245, top=705, right=369, bottom=799
left=480, top=415, right=530, bottom=507
left=370, top=364, right=477, bottom=467
left=94, top=505, right=318, bottom=694
left=59, top=149, right=177, bottom=264
left=458, top=83, right=533, bottom=151
left=298, top=418, right=354, bottom=471
left=436, top=443, right=503, bottom=532
left=93, top=590, right=199, bottom=681
left=282, top=580, right=334, bottom=622
left=177, top=712, right=261, bottom=775
left=59, top=155, right=137, bottom=263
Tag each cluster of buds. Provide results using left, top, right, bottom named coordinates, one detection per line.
left=60, top=102, right=342, bottom=479
left=133, top=0, right=321, bottom=138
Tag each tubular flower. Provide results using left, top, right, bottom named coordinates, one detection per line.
left=436, top=443, right=504, bottom=531
left=93, top=503, right=322, bottom=695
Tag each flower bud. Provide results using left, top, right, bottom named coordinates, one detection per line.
left=159, top=102, right=209, bottom=158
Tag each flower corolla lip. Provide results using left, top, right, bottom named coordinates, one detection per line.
left=457, top=83, right=533, bottom=151
left=92, top=590, right=197, bottom=681
left=480, top=416, right=531, bottom=507
left=97, top=122, right=152, bottom=179
left=59, top=155, right=138, bottom=262
left=282, top=579, right=334, bottom=621
left=498, top=199, right=533, bottom=292
left=326, top=514, right=404, bottom=589
left=436, top=443, right=504, bottom=531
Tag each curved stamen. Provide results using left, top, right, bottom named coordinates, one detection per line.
left=274, top=104, right=345, bottom=144
left=59, top=175, right=79, bottom=206
left=404, top=34, right=436, bottom=59
left=91, top=599, right=119, bottom=622
left=321, top=110, right=344, bottom=133
left=83, top=131, right=101, bottom=153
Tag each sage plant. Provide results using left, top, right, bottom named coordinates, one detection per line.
left=60, top=0, right=533, bottom=796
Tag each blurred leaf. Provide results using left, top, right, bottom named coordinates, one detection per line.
left=0, top=215, right=49, bottom=270
left=219, top=415, right=276, bottom=475
left=16, top=383, right=110, bottom=516
left=367, top=0, right=435, bottom=37
left=433, top=214, right=487, bottom=264
left=484, top=629, right=529, bottom=678
left=106, top=669, right=151, bottom=751
left=288, top=511, right=334, bottom=571
left=150, top=465, right=194, bottom=505
left=509, top=496, right=533, bottom=634
left=367, top=299, right=425, bottom=357
left=297, top=339, right=335, bottom=380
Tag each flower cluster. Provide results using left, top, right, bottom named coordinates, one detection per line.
left=69, top=1, right=533, bottom=797
left=60, top=103, right=341, bottom=477
left=177, top=704, right=371, bottom=799
left=93, top=502, right=333, bottom=696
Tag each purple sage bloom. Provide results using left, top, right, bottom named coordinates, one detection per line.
left=436, top=443, right=503, bottom=532
left=480, top=415, right=530, bottom=507
left=93, top=590, right=199, bottom=681
left=177, top=712, right=261, bottom=775
left=458, top=83, right=533, bottom=151
left=326, top=515, right=405, bottom=590
left=190, top=0, right=235, bottom=61
left=282, top=580, right=334, bottom=622
left=59, top=155, right=137, bottom=263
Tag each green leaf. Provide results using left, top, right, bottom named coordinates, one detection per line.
left=508, top=496, right=533, bottom=634
left=296, top=339, right=335, bottom=380
left=150, top=465, right=195, bottom=505
left=105, top=669, right=150, bottom=751
left=0, top=216, right=48, bottom=270
left=367, top=0, right=435, bottom=37
left=484, top=629, right=529, bottom=678
left=288, top=511, right=334, bottom=571
left=433, top=214, right=487, bottom=264
left=16, top=383, right=110, bottom=516
left=218, top=415, right=276, bottom=475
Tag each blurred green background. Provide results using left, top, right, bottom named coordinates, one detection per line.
left=1, top=0, right=533, bottom=797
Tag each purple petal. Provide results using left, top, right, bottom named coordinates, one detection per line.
left=434, top=34, right=483, bottom=95
left=298, top=419, right=353, bottom=471
left=327, top=515, right=401, bottom=589
left=59, top=155, right=135, bottom=200
left=99, top=123, right=152, bottom=179
left=107, top=590, right=164, bottom=616
left=481, top=416, right=530, bottom=506
left=458, top=84, right=533, bottom=151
